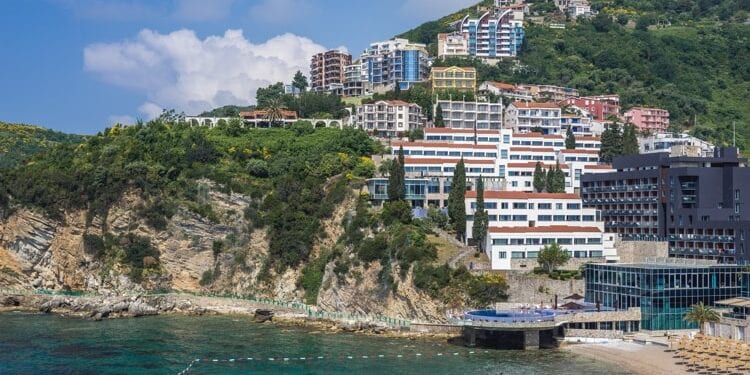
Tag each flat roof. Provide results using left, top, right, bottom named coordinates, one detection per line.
left=588, top=262, right=745, bottom=269
left=715, top=297, right=750, bottom=308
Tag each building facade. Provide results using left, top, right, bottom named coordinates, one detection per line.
left=355, top=100, right=422, bottom=138
left=585, top=262, right=746, bottom=331
left=310, top=49, right=352, bottom=93
left=624, top=107, right=671, bottom=133
left=477, top=81, right=532, bottom=101
left=360, top=38, right=430, bottom=90
left=431, top=66, right=477, bottom=93
left=505, top=102, right=562, bottom=134
left=433, top=99, right=503, bottom=129
left=343, top=59, right=369, bottom=97
left=639, top=133, right=715, bottom=157
left=561, top=95, right=621, bottom=122
left=460, top=8, right=525, bottom=59
left=437, top=33, right=469, bottom=58
left=581, top=148, right=750, bottom=264
left=517, top=84, right=579, bottom=101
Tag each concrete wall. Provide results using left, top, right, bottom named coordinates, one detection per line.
left=409, top=323, right=463, bottom=335
left=502, top=271, right=585, bottom=304
left=706, top=318, right=750, bottom=343
left=555, top=308, right=641, bottom=323
left=615, top=240, right=668, bottom=263
left=564, top=329, right=624, bottom=339
left=510, top=257, right=602, bottom=272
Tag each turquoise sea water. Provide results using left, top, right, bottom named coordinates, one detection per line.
left=0, top=312, right=628, bottom=374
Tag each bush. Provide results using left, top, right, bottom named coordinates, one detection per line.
left=468, top=273, right=509, bottom=308
left=212, top=240, right=224, bottom=258
left=298, top=250, right=332, bottom=304
left=357, top=234, right=388, bottom=262
left=246, top=159, right=269, bottom=177
left=122, top=234, right=159, bottom=283
left=82, top=234, right=105, bottom=257
left=200, top=268, right=219, bottom=286
left=381, top=200, right=412, bottom=225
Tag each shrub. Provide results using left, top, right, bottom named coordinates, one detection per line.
left=212, top=240, right=224, bottom=258
left=298, top=250, right=332, bottom=304
left=246, top=159, right=269, bottom=178
left=381, top=200, right=412, bottom=225
left=357, top=234, right=388, bottom=262
left=468, top=274, right=509, bottom=308
left=82, top=234, right=105, bottom=258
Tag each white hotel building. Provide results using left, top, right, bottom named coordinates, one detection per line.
left=356, top=100, right=422, bottom=138
left=433, top=99, right=504, bottom=130
left=505, top=102, right=562, bottom=135
left=464, top=191, right=617, bottom=270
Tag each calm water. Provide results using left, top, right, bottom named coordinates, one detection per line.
left=0, top=312, right=628, bottom=374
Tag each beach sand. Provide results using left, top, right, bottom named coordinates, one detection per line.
left=565, top=341, right=686, bottom=375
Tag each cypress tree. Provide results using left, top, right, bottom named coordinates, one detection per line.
left=565, top=126, right=576, bottom=149
left=448, top=158, right=467, bottom=242
left=435, top=103, right=445, bottom=127
left=472, top=177, right=489, bottom=253
left=545, top=166, right=554, bottom=193
left=554, top=161, right=566, bottom=193
left=533, top=161, right=545, bottom=193
left=622, top=124, right=640, bottom=155
left=387, top=146, right=406, bottom=201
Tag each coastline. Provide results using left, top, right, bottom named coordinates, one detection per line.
left=563, top=341, right=682, bottom=375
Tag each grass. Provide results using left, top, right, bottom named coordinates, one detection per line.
left=426, top=234, right=461, bottom=265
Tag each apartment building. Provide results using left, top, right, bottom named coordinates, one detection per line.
left=465, top=191, right=616, bottom=270
left=624, top=107, right=670, bottom=132
left=437, top=33, right=469, bottom=58
left=640, top=133, right=715, bottom=157
left=517, top=84, right=579, bottom=101
left=561, top=113, right=595, bottom=135
left=561, top=95, right=621, bottom=121
left=505, top=102, right=562, bottom=134
left=310, top=49, right=351, bottom=94
left=360, top=38, right=429, bottom=90
left=460, top=8, right=525, bottom=60
left=477, top=81, right=532, bottom=101
left=431, top=66, right=477, bottom=93
left=581, top=147, right=750, bottom=264
left=343, top=59, right=369, bottom=97
left=433, top=99, right=503, bottom=129
left=355, top=100, right=422, bottom=138
left=567, top=0, right=592, bottom=18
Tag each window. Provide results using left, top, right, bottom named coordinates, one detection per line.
left=499, top=251, right=507, bottom=259
left=493, top=238, right=509, bottom=245
left=482, top=168, right=494, bottom=174
left=528, top=203, right=535, bottom=209
left=513, top=202, right=527, bottom=209
left=567, top=203, right=580, bottom=210
left=512, top=215, right=528, bottom=221
left=557, top=238, right=573, bottom=245
left=501, top=202, right=509, bottom=209
left=524, top=181, right=531, bottom=187
left=587, top=238, right=601, bottom=244
left=556, top=203, right=563, bottom=210
left=553, top=215, right=565, bottom=221
left=538, top=215, right=552, bottom=221
left=501, top=150, right=508, bottom=159
left=736, top=189, right=740, bottom=200
left=589, top=251, right=603, bottom=257
left=485, top=202, right=497, bottom=209
left=582, top=215, right=595, bottom=221
left=511, top=251, right=525, bottom=259
left=509, top=238, right=524, bottom=245
left=526, top=238, right=540, bottom=245
left=527, top=251, right=539, bottom=258
left=736, top=203, right=741, bottom=214
left=498, top=215, right=511, bottom=221
left=574, top=238, right=587, bottom=244
left=541, top=238, right=555, bottom=244
left=498, top=165, right=505, bottom=177
left=566, top=215, right=580, bottom=221
left=538, top=203, right=552, bottom=209
left=503, top=134, right=510, bottom=144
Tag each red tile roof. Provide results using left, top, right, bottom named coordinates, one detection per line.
left=465, top=191, right=580, bottom=200
left=382, top=100, right=419, bottom=106
left=488, top=81, right=516, bottom=91
left=488, top=226, right=601, bottom=234
left=404, top=158, right=494, bottom=165
left=391, top=141, right=497, bottom=150
left=577, top=135, right=601, bottom=141
left=507, top=162, right=569, bottom=169
left=511, top=102, right=560, bottom=109
left=509, top=147, right=555, bottom=152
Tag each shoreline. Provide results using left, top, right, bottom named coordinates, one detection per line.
left=562, top=341, right=682, bottom=375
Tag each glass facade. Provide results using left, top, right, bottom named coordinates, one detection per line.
left=585, top=263, right=746, bottom=331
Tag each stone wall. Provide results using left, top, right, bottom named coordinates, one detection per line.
left=555, top=308, right=641, bottom=323
left=510, top=257, right=603, bottom=272
left=409, top=323, right=463, bottom=335
left=564, top=329, right=624, bottom=339
left=502, top=271, right=585, bottom=304
left=708, top=318, right=750, bottom=343
left=615, top=240, right=668, bottom=263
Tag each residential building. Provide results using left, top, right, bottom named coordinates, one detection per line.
left=567, top=0, right=592, bottom=19
left=283, top=84, right=301, bottom=96
left=343, top=59, right=369, bottom=97
left=710, top=294, right=750, bottom=342
left=585, top=262, right=746, bottom=330
left=460, top=8, right=525, bottom=60
left=561, top=95, right=621, bottom=122
left=561, top=113, right=595, bottom=135
left=517, top=84, right=579, bottom=101
left=431, top=66, right=477, bottom=93
left=581, top=147, right=750, bottom=263
left=437, top=33, right=469, bottom=58
left=433, top=99, right=503, bottom=129
left=355, top=100, right=422, bottom=138
left=466, top=191, right=616, bottom=270
left=640, top=133, right=714, bottom=157
left=477, top=81, right=532, bottom=101
left=505, top=102, right=562, bottom=134
left=360, top=38, right=429, bottom=90
left=310, top=49, right=351, bottom=94
left=624, top=107, right=670, bottom=133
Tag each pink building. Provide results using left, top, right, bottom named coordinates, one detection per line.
left=561, top=95, right=621, bottom=121
left=624, top=107, right=670, bottom=132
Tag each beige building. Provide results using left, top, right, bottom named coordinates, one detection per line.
left=437, top=33, right=469, bottom=58
left=431, top=66, right=477, bottom=93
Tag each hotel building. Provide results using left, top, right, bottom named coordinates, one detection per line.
left=477, top=81, right=533, bottom=101
left=437, top=33, right=469, bottom=58
left=310, top=49, right=351, bottom=94
left=460, top=8, right=525, bottom=59
left=639, top=133, right=714, bottom=157
left=505, top=102, right=562, bottom=134
left=561, top=95, right=621, bottom=122
left=517, top=84, right=579, bottom=101
left=355, top=100, right=422, bottom=138
left=433, top=99, right=503, bottom=129
left=360, top=38, right=430, bottom=90
left=430, top=66, right=477, bottom=93
left=624, top=107, right=671, bottom=133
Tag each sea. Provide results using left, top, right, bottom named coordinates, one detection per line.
left=0, top=312, right=629, bottom=374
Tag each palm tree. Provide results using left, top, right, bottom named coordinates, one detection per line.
left=684, top=302, right=720, bottom=334
left=264, top=98, right=284, bottom=127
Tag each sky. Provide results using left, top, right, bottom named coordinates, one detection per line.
left=0, top=0, right=477, bottom=134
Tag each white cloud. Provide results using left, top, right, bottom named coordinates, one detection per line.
left=138, top=102, right=163, bottom=120
left=84, top=29, right=326, bottom=116
left=108, top=115, right=136, bottom=125
left=400, top=0, right=477, bottom=20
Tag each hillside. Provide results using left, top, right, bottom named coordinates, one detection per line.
left=0, top=122, right=84, bottom=168
left=398, top=0, right=750, bottom=152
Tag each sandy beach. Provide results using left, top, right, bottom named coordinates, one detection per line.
left=565, top=341, right=685, bottom=375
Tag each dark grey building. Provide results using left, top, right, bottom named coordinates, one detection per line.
left=581, top=148, right=750, bottom=264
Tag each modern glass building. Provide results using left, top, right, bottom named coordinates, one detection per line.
left=585, top=262, right=746, bottom=331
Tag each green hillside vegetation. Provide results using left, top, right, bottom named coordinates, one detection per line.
left=198, top=105, right=254, bottom=117
left=0, top=122, right=84, bottom=168
left=399, top=0, right=750, bottom=151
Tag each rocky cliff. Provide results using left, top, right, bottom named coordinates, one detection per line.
left=0, top=185, right=447, bottom=321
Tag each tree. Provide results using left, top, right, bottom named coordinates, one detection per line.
left=435, top=103, right=445, bottom=127
left=387, top=147, right=405, bottom=201
left=256, top=82, right=285, bottom=108
left=471, top=177, right=489, bottom=253
left=394, top=81, right=401, bottom=99
left=565, top=126, right=576, bottom=149
left=448, top=158, right=466, bottom=242
left=533, top=161, right=546, bottom=193
left=621, top=124, right=640, bottom=155
left=264, top=98, right=285, bottom=127
left=684, top=302, right=720, bottom=334
left=537, top=243, right=570, bottom=274
left=545, top=162, right=565, bottom=193
left=599, top=123, right=622, bottom=163
left=292, top=70, right=308, bottom=93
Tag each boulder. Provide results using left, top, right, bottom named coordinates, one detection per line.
left=0, top=295, right=21, bottom=306
left=253, top=309, right=274, bottom=323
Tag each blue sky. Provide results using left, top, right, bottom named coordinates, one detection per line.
left=0, top=0, right=476, bottom=134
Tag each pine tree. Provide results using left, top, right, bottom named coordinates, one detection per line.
left=621, top=124, right=640, bottom=155
left=565, top=126, right=576, bottom=149
left=394, top=81, right=402, bottom=99
left=448, top=158, right=467, bottom=242
left=387, top=146, right=406, bottom=201
left=292, top=70, right=308, bottom=93
left=435, top=103, right=445, bottom=127
left=533, top=161, right=545, bottom=192
left=471, top=177, right=489, bottom=253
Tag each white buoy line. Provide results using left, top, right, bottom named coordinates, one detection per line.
left=177, top=350, right=488, bottom=374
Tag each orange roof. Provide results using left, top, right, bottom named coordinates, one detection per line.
left=488, top=226, right=601, bottom=234
left=577, top=135, right=601, bottom=141
left=488, top=81, right=516, bottom=91
left=240, top=109, right=298, bottom=119
left=512, top=132, right=564, bottom=139
left=382, top=100, right=418, bottom=106
left=404, top=158, right=494, bottom=165
left=507, top=162, right=569, bottom=169
left=392, top=141, right=497, bottom=150
left=509, top=147, right=555, bottom=152
left=424, top=128, right=501, bottom=135
left=584, top=164, right=614, bottom=169
left=511, top=102, right=560, bottom=109
left=560, top=149, right=600, bottom=154
left=465, top=191, right=580, bottom=200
